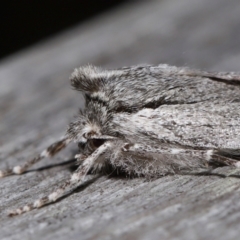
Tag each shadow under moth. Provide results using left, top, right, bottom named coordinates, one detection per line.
left=1, top=64, right=240, bottom=216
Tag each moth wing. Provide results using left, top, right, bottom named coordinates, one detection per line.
left=111, top=103, right=240, bottom=150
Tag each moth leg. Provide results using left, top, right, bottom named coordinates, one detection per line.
left=8, top=141, right=112, bottom=216
left=123, top=144, right=240, bottom=166
left=0, top=137, right=71, bottom=178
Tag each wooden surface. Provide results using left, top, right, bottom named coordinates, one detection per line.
left=1, top=0, right=240, bottom=239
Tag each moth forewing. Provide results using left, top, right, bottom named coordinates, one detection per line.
left=111, top=103, right=240, bottom=148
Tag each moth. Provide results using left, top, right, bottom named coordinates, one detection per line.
left=1, top=64, right=240, bottom=216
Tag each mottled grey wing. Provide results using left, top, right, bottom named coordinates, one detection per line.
left=103, top=65, right=240, bottom=111
left=111, top=102, right=240, bottom=150
left=70, top=64, right=240, bottom=112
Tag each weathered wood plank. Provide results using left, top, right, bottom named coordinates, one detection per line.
left=1, top=0, right=240, bottom=239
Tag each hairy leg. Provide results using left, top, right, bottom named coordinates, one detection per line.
left=118, top=143, right=240, bottom=176
left=0, top=137, right=71, bottom=177
left=8, top=141, right=112, bottom=216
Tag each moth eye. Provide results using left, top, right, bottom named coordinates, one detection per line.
left=78, top=142, right=86, bottom=150
left=91, top=139, right=105, bottom=148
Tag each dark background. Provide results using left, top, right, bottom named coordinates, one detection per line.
left=1, top=0, right=130, bottom=60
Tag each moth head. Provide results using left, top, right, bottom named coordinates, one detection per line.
left=66, top=113, right=116, bottom=152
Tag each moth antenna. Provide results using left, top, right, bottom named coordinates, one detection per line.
left=210, top=150, right=240, bottom=166
left=202, top=72, right=240, bottom=84
left=0, top=137, right=72, bottom=178
left=8, top=141, right=112, bottom=216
